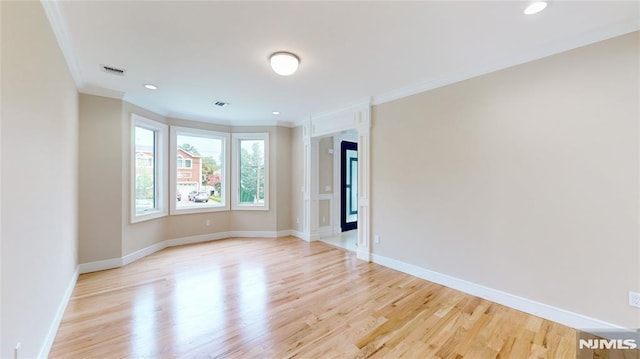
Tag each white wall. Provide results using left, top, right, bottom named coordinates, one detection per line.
left=371, top=32, right=639, bottom=329
left=1, top=2, right=79, bottom=357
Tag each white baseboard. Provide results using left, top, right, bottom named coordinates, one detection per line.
left=39, top=266, right=79, bottom=358
left=79, top=230, right=301, bottom=274
left=122, top=241, right=167, bottom=266
left=164, top=232, right=228, bottom=249
left=371, top=253, right=630, bottom=333
left=357, top=247, right=371, bottom=262
left=277, top=229, right=296, bottom=237
left=78, top=257, right=123, bottom=274
left=290, top=230, right=309, bottom=241
left=229, top=230, right=278, bottom=238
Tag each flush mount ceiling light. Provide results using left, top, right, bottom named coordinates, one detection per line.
left=272, top=111, right=280, bottom=115
left=269, top=52, right=300, bottom=76
left=144, top=84, right=158, bottom=90
left=524, top=1, right=547, bottom=15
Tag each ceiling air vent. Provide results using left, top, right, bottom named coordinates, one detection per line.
left=100, top=64, right=126, bottom=76
left=214, top=101, right=230, bottom=107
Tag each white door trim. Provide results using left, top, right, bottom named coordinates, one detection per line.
left=302, top=100, right=372, bottom=261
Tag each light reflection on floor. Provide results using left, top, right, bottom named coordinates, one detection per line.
left=171, top=269, right=225, bottom=352
left=238, top=265, right=268, bottom=341
left=131, top=286, right=157, bottom=358
left=124, top=254, right=274, bottom=356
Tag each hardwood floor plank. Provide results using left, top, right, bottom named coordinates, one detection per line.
left=50, top=237, right=583, bottom=358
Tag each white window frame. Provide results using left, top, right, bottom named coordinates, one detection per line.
left=170, top=126, right=230, bottom=215
left=232, top=132, right=269, bottom=211
left=131, top=114, right=168, bottom=223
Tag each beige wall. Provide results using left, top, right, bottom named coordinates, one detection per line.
left=275, top=126, right=292, bottom=231
left=318, top=137, right=334, bottom=194
left=78, top=98, right=295, bottom=261
left=1, top=2, right=79, bottom=357
left=291, top=127, right=304, bottom=232
left=319, top=200, right=331, bottom=227
left=371, top=32, right=639, bottom=329
left=318, top=137, right=334, bottom=228
left=79, top=94, right=123, bottom=262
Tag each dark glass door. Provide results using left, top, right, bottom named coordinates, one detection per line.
left=341, top=141, right=358, bottom=232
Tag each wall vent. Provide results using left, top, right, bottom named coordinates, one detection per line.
left=100, top=64, right=126, bottom=76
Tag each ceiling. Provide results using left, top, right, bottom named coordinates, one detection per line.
left=44, top=1, right=639, bottom=126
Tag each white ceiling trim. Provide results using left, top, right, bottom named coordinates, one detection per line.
left=165, top=110, right=295, bottom=128
left=373, top=18, right=640, bottom=106
left=84, top=86, right=125, bottom=101
left=40, top=0, right=84, bottom=89
left=123, top=93, right=169, bottom=117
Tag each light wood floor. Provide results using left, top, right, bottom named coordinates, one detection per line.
left=51, top=237, right=578, bottom=358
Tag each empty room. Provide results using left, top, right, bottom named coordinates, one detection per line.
left=1, top=1, right=639, bottom=358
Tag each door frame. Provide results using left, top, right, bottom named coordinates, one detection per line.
left=301, top=101, right=371, bottom=262
left=341, top=141, right=358, bottom=232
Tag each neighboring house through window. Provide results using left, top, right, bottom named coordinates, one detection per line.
left=171, top=126, right=230, bottom=214
left=132, top=114, right=168, bottom=223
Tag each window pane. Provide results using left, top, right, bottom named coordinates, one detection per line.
left=239, top=139, right=265, bottom=204
left=175, top=133, right=225, bottom=209
left=135, top=126, right=155, bottom=213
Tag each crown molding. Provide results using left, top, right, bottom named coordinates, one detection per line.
left=41, top=0, right=84, bottom=89
left=80, top=86, right=125, bottom=101
left=166, top=110, right=297, bottom=128
left=373, top=19, right=640, bottom=106
left=311, top=97, right=372, bottom=122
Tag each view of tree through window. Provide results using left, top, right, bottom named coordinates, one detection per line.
left=239, top=139, right=265, bottom=204
left=135, top=126, right=156, bottom=213
left=175, top=131, right=226, bottom=210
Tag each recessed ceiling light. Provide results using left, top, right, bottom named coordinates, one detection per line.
left=144, top=84, right=158, bottom=90
left=272, top=111, right=280, bottom=115
left=524, top=1, right=547, bottom=15
left=269, top=52, right=300, bottom=76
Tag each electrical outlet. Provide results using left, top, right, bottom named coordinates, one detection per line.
left=630, top=291, right=640, bottom=308
left=14, top=342, right=20, bottom=359
left=374, top=235, right=380, bottom=244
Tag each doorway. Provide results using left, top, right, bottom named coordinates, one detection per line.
left=341, top=141, right=358, bottom=232
left=302, top=103, right=370, bottom=261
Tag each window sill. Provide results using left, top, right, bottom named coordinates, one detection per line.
left=131, top=210, right=167, bottom=224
